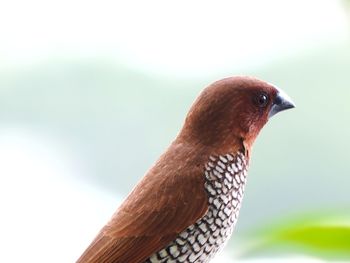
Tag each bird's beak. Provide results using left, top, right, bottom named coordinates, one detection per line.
left=269, top=88, right=295, bottom=118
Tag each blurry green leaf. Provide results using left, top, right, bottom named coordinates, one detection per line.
left=240, top=214, right=350, bottom=260
left=276, top=225, right=350, bottom=255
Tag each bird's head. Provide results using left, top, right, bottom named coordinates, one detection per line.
left=179, top=76, right=295, bottom=155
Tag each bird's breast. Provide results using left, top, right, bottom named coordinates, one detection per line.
left=146, top=152, right=248, bottom=263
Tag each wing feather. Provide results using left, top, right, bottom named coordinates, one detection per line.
left=77, top=143, right=209, bottom=263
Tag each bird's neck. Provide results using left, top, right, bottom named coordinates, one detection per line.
left=176, top=131, right=252, bottom=163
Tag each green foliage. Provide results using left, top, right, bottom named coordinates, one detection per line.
left=277, top=226, right=350, bottom=251
left=241, top=214, right=350, bottom=260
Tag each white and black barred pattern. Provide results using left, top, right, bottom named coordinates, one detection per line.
left=145, top=152, right=248, bottom=263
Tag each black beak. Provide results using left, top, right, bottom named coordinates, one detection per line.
left=269, top=89, right=295, bottom=118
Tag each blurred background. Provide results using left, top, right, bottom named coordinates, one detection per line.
left=0, top=0, right=349, bottom=262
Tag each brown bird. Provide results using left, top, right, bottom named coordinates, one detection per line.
left=77, top=76, right=295, bottom=263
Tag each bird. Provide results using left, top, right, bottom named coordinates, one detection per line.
left=77, top=76, right=295, bottom=263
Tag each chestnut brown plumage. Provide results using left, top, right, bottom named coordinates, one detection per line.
left=77, top=76, right=295, bottom=263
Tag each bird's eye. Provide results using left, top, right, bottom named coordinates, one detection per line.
left=255, top=93, right=269, bottom=107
